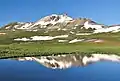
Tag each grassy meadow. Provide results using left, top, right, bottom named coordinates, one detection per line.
left=0, top=30, right=120, bottom=58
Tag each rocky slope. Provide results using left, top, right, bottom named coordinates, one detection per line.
left=2, top=14, right=120, bottom=33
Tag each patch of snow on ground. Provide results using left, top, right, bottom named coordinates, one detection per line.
left=85, top=39, right=97, bottom=42
left=94, top=39, right=104, bottom=43
left=76, top=33, right=92, bottom=35
left=58, top=40, right=68, bottom=42
left=70, top=31, right=75, bottom=34
left=14, top=35, right=68, bottom=41
left=31, top=36, right=54, bottom=41
left=69, top=39, right=84, bottom=43
left=54, top=35, right=68, bottom=38
left=14, top=38, right=30, bottom=41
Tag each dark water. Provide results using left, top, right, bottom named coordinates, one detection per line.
left=0, top=59, right=120, bottom=81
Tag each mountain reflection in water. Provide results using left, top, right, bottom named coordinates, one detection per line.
left=15, top=54, right=120, bottom=69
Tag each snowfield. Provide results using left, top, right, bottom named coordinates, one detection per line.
left=94, top=26, right=120, bottom=33
left=14, top=36, right=104, bottom=44
left=14, top=35, right=68, bottom=41
left=76, top=33, right=92, bottom=35
left=84, top=21, right=103, bottom=29
left=69, top=39, right=85, bottom=43
left=30, top=36, right=54, bottom=41
left=58, top=40, right=68, bottom=42
left=14, top=38, right=30, bottom=41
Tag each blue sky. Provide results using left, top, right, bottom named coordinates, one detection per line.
left=0, top=0, right=120, bottom=26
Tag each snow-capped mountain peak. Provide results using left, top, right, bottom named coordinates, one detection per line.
left=33, top=14, right=73, bottom=26
left=3, top=13, right=120, bottom=34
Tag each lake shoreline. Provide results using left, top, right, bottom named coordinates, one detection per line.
left=0, top=51, right=120, bottom=59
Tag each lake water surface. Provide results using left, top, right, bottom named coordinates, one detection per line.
left=0, top=54, right=120, bottom=81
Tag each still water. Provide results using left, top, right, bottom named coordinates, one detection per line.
left=0, top=54, right=120, bottom=81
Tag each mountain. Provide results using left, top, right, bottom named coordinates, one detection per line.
left=1, top=14, right=120, bottom=33
left=1, top=14, right=103, bottom=31
left=2, top=14, right=73, bottom=30
left=3, top=22, right=33, bottom=30
left=33, top=14, right=73, bottom=26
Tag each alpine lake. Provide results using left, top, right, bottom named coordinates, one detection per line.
left=0, top=54, right=120, bottom=81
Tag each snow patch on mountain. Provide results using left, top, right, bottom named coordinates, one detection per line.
left=3, top=14, right=120, bottom=34
left=17, top=23, right=32, bottom=29
left=94, top=26, right=120, bottom=33
left=84, top=21, right=103, bottom=29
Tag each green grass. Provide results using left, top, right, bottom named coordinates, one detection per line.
left=0, top=30, right=120, bottom=58
left=0, top=41, right=120, bottom=58
left=11, top=42, right=120, bottom=53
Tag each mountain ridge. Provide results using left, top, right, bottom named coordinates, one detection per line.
left=1, top=14, right=120, bottom=33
